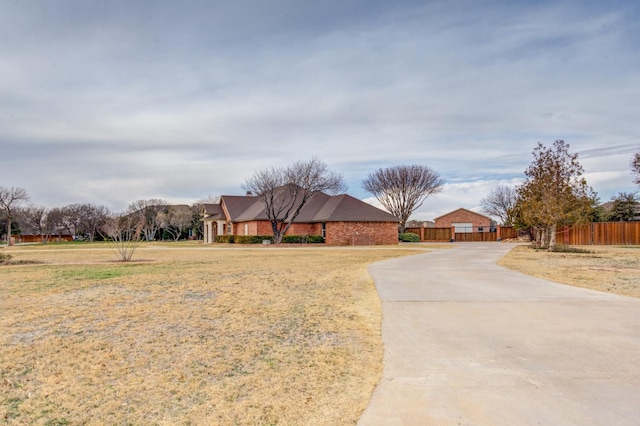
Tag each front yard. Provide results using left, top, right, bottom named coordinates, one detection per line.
left=0, top=243, right=424, bottom=424
left=498, top=245, right=640, bottom=298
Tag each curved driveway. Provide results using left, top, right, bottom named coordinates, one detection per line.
left=358, top=243, right=640, bottom=425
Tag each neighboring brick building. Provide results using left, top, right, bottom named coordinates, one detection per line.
left=434, top=208, right=493, bottom=233
left=202, top=189, right=400, bottom=245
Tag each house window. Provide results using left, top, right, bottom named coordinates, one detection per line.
left=478, top=227, right=484, bottom=233
left=227, top=223, right=232, bottom=235
left=322, top=223, right=326, bottom=238
left=244, top=223, right=249, bottom=236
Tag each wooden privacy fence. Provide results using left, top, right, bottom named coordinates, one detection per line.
left=405, top=223, right=640, bottom=245
left=556, top=222, right=640, bottom=245
left=11, top=235, right=74, bottom=243
left=405, top=226, right=517, bottom=242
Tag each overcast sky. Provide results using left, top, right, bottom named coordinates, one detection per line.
left=1, top=0, right=638, bottom=221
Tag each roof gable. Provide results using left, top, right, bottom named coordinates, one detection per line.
left=202, top=203, right=224, bottom=220
left=433, top=208, right=492, bottom=221
left=221, top=195, right=259, bottom=221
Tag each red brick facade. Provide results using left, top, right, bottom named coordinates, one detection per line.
left=227, top=220, right=397, bottom=245
left=230, top=221, right=322, bottom=237
left=325, top=222, right=398, bottom=246
left=434, top=208, right=491, bottom=230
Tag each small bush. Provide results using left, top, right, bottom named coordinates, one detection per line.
left=216, top=235, right=325, bottom=244
left=0, top=252, right=41, bottom=266
left=306, top=235, right=325, bottom=244
left=282, top=235, right=324, bottom=244
left=0, top=252, right=13, bottom=265
left=529, top=244, right=593, bottom=254
left=399, top=232, right=420, bottom=242
left=550, top=245, right=593, bottom=254
left=216, top=235, right=235, bottom=243
left=234, top=236, right=274, bottom=244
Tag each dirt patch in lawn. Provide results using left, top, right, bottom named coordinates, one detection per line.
left=498, top=245, right=640, bottom=298
left=0, top=244, right=428, bottom=425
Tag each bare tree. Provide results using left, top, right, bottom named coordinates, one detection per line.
left=362, top=165, right=444, bottom=233
left=405, top=219, right=426, bottom=228
left=60, top=204, right=84, bottom=239
left=78, top=204, right=109, bottom=241
left=0, top=186, right=29, bottom=245
left=101, top=212, right=141, bottom=261
left=515, top=140, right=595, bottom=251
left=243, top=157, right=346, bottom=244
left=21, top=205, right=50, bottom=244
left=632, top=152, right=640, bottom=186
left=128, top=199, right=168, bottom=241
left=157, top=205, right=193, bottom=241
left=480, top=185, right=517, bottom=226
left=196, top=194, right=221, bottom=205
left=46, top=207, right=66, bottom=240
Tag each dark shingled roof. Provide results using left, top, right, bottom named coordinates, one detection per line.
left=313, top=194, right=400, bottom=222
left=214, top=189, right=400, bottom=223
left=221, top=195, right=258, bottom=219
left=203, top=203, right=224, bottom=220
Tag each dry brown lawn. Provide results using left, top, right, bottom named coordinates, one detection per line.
left=498, top=244, right=640, bottom=298
left=0, top=242, right=428, bottom=425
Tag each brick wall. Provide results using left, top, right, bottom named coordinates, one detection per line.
left=231, top=220, right=398, bottom=245
left=325, top=222, right=398, bottom=246
left=287, top=223, right=321, bottom=235
left=434, top=209, right=491, bottom=228
left=233, top=220, right=322, bottom=235
left=255, top=221, right=273, bottom=235
left=233, top=221, right=321, bottom=236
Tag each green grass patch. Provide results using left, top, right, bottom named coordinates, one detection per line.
left=58, top=265, right=144, bottom=281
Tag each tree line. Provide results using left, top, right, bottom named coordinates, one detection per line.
left=2, top=158, right=446, bottom=246
left=0, top=194, right=216, bottom=246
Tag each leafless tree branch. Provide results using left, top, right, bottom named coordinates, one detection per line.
left=0, top=186, right=29, bottom=245
left=362, top=165, right=444, bottom=233
left=480, top=185, right=517, bottom=226
left=243, top=158, right=345, bottom=243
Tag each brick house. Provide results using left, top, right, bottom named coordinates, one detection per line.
left=202, top=190, right=400, bottom=245
left=434, top=208, right=493, bottom=233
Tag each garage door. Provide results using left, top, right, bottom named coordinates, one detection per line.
left=452, top=222, right=473, bottom=233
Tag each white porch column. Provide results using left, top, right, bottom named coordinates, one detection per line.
left=206, top=222, right=213, bottom=244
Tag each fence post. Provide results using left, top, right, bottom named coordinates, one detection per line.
left=496, top=226, right=501, bottom=241
left=450, top=226, right=455, bottom=243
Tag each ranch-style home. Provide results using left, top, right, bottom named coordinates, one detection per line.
left=202, top=190, right=400, bottom=245
left=434, top=208, right=493, bottom=233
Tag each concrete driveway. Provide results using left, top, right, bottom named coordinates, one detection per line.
left=358, top=243, right=640, bottom=425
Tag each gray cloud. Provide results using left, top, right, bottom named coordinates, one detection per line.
left=1, top=0, right=638, bottom=215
